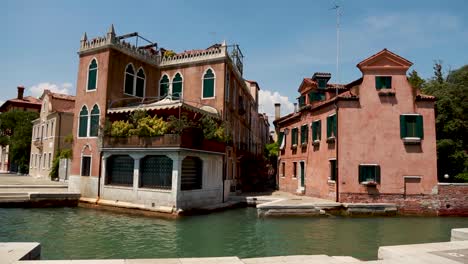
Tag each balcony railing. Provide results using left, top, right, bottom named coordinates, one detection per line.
left=103, top=133, right=225, bottom=153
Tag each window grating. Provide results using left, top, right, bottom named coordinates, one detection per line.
left=106, top=155, right=134, bottom=186
left=140, top=155, right=173, bottom=189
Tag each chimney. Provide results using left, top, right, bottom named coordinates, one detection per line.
left=293, top=103, right=298, bottom=113
left=274, top=103, right=281, bottom=120
left=17, top=86, right=25, bottom=100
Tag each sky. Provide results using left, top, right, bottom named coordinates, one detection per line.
left=2, top=0, right=468, bottom=120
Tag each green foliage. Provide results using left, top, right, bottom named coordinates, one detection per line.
left=130, top=110, right=147, bottom=125
left=64, top=133, right=74, bottom=144
left=110, top=120, right=134, bottom=137
left=200, top=116, right=229, bottom=142
left=49, top=149, right=73, bottom=180
left=455, top=172, right=468, bottom=182
left=421, top=63, right=468, bottom=182
left=163, top=50, right=176, bottom=58
left=264, top=142, right=279, bottom=159
left=0, top=111, right=39, bottom=173
left=408, top=70, right=425, bottom=89
left=167, top=114, right=195, bottom=134
left=133, top=115, right=168, bottom=137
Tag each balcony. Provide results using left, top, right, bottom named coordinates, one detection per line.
left=103, top=133, right=225, bottom=153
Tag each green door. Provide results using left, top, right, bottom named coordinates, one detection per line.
left=300, top=162, right=305, bottom=187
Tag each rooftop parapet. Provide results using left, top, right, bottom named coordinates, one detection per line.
left=79, top=25, right=160, bottom=66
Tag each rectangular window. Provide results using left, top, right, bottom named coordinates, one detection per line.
left=43, top=153, right=46, bottom=169
left=48, top=153, right=52, bottom=169
left=298, top=95, right=306, bottom=107
left=81, top=156, right=91, bottom=176
left=308, top=91, right=325, bottom=102
left=327, top=114, right=337, bottom=139
left=312, top=120, right=321, bottom=141
left=358, top=164, right=381, bottom=184
left=293, top=162, right=297, bottom=178
left=375, top=76, right=392, bottom=89
left=400, top=115, right=424, bottom=139
left=318, top=79, right=327, bottom=89
left=300, top=124, right=308, bottom=145
left=281, top=162, right=285, bottom=177
left=225, top=71, right=230, bottom=102
left=329, top=159, right=337, bottom=181
left=291, top=128, right=298, bottom=147
left=278, top=131, right=285, bottom=150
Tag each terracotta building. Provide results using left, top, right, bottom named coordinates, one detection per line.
left=274, top=49, right=438, bottom=205
left=29, top=90, right=75, bottom=178
left=68, top=25, right=270, bottom=213
left=0, top=86, right=42, bottom=172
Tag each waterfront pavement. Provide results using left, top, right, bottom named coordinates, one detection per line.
left=231, top=191, right=397, bottom=216
left=4, top=229, right=468, bottom=263
left=0, top=173, right=79, bottom=204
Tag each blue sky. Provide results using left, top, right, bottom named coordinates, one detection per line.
left=2, top=0, right=468, bottom=118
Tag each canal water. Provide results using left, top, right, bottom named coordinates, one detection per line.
left=1, top=207, right=466, bottom=260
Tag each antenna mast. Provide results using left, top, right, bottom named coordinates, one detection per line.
left=332, top=3, right=341, bottom=87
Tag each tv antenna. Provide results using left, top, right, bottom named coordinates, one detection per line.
left=331, top=3, right=342, bottom=84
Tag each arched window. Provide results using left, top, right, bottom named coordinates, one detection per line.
left=202, top=69, right=215, bottom=99
left=79, top=106, right=88, bottom=137
left=89, top=105, right=100, bottom=137
left=172, top=73, right=183, bottom=99
left=87, top=59, right=98, bottom=91
left=124, top=64, right=135, bottom=95
left=136, top=68, right=145, bottom=97
left=159, top=74, right=169, bottom=98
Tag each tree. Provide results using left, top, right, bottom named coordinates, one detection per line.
left=422, top=63, right=468, bottom=182
left=0, top=111, right=39, bottom=173
left=408, top=70, right=425, bottom=89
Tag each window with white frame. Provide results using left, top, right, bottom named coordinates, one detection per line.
left=159, top=74, right=169, bottom=98
left=87, top=59, right=98, bottom=91
left=78, top=106, right=88, bottom=137
left=172, top=73, right=183, bottom=99
left=89, top=105, right=100, bottom=137
left=123, top=65, right=145, bottom=97
left=202, top=69, right=215, bottom=98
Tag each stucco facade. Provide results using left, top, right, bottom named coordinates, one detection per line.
left=69, top=25, right=269, bottom=212
left=29, top=90, right=75, bottom=178
left=274, top=49, right=438, bottom=205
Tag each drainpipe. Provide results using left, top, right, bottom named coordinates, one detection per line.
left=335, top=88, right=340, bottom=203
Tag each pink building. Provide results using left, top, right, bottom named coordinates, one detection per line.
left=274, top=49, right=438, bottom=206
left=68, top=25, right=270, bottom=213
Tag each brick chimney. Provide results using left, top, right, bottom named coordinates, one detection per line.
left=17, top=86, right=25, bottom=100
left=274, top=103, right=281, bottom=120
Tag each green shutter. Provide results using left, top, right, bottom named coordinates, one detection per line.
left=318, top=120, right=321, bottom=140
left=359, top=165, right=365, bottom=183
left=327, top=116, right=331, bottom=138
left=278, top=132, right=284, bottom=144
left=416, top=115, right=424, bottom=139
left=385, top=77, right=392, bottom=89
left=375, top=165, right=381, bottom=184
left=203, top=78, right=214, bottom=98
left=312, top=122, right=317, bottom=141
left=87, top=69, right=97, bottom=90
left=376, top=77, right=381, bottom=90
left=79, top=116, right=87, bottom=137
left=333, top=115, right=337, bottom=137
left=301, top=125, right=308, bottom=144
left=400, top=115, right=406, bottom=138
left=172, top=74, right=183, bottom=99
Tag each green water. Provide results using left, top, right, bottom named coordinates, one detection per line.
left=0, top=207, right=466, bottom=260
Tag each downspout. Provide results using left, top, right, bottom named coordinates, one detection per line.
left=335, top=105, right=339, bottom=202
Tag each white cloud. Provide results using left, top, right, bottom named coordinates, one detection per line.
left=258, top=89, right=295, bottom=124
left=28, top=82, right=73, bottom=98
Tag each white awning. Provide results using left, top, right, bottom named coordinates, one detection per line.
left=107, top=98, right=219, bottom=118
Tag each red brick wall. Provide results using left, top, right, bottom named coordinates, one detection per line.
left=340, top=183, right=468, bottom=216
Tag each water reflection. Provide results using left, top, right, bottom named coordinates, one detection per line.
left=0, top=207, right=466, bottom=260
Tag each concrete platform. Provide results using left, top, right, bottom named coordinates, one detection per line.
left=0, top=242, right=40, bottom=263
left=233, top=191, right=397, bottom=217
left=0, top=174, right=79, bottom=207
left=452, top=228, right=468, bottom=242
